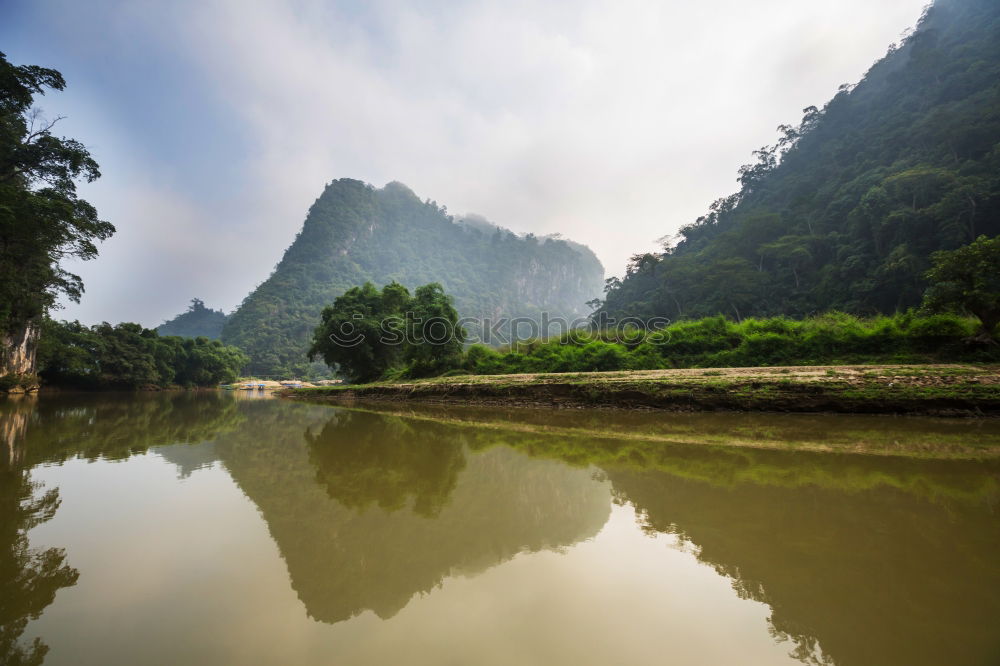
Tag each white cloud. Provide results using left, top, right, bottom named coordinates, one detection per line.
left=44, top=0, right=928, bottom=324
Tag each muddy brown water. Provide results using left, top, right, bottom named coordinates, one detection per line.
left=2, top=391, right=998, bottom=665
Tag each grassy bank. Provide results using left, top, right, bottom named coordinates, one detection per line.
left=282, top=364, right=1000, bottom=416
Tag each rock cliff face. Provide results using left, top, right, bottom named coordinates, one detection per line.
left=0, top=323, right=39, bottom=391
left=222, top=179, right=604, bottom=376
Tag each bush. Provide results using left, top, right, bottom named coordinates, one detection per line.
left=458, top=311, right=998, bottom=375
left=904, top=314, right=975, bottom=351
left=733, top=332, right=794, bottom=366
left=578, top=341, right=629, bottom=372
left=464, top=344, right=504, bottom=374
left=660, top=316, right=740, bottom=358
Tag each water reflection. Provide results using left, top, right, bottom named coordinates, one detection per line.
left=215, top=406, right=611, bottom=623
left=0, top=392, right=243, bottom=467
left=0, top=397, right=78, bottom=666
left=612, top=467, right=1000, bottom=665
left=306, top=410, right=467, bottom=517
left=277, top=403, right=1000, bottom=664
left=1, top=393, right=998, bottom=665
left=0, top=392, right=245, bottom=664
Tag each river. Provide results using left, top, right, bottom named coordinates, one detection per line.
left=1, top=391, right=998, bottom=665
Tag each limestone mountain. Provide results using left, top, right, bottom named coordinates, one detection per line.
left=222, top=179, right=604, bottom=376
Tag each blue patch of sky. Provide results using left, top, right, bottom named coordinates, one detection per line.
left=0, top=0, right=252, bottom=209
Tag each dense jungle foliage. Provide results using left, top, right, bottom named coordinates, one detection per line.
left=222, top=179, right=604, bottom=377
left=922, top=234, right=1000, bottom=334
left=156, top=298, right=228, bottom=339
left=597, top=0, right=1000, bottom=322
left=309, top=282, right=465, bottom=383
left=0, top=52, right=112, bottom=378
left=33, top=319, right=248, bottom=389
left=462, top=312, right=1000, bottom=375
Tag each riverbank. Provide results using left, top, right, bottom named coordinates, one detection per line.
left=280, top=364, right=1000, bottom=416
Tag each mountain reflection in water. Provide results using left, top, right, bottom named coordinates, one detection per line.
left=1, top=393, right=998, bottom=665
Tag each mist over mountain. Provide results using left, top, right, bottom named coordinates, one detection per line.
left=599, top=0, right=1000, bottom=322
left=222, top=179, right=604, bottom=376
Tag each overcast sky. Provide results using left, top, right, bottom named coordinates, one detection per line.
left=2, top=0, right=929, bottom=326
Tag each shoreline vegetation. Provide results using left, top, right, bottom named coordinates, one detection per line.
left=456, top=312, right=1000, bottom=377
left=281, top=364, right=1000, bottom=419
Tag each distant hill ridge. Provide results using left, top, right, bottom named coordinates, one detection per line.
left=221, top=179, right=604, bottom=376
left=598, top=0, right=1000, bottom=321
left=156, top=298, right=227, bottom=339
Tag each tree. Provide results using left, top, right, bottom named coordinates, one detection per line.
left=35, top=319, right=248, bottom=388
left=0, top=52, right=113, bottom=381
left=309, top=282, right=409, bottom=383
left=403, top=283, right=465, bottom=377
left=922, top=235, right=1000, bottom=338
left=309, top=282, right=465, bottom=383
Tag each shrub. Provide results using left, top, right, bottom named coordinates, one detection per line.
left=905, top=314, right=975, bottom=351
left=578, top=341, right=629, bottom=372
left=459, top=311, right=997, bottom=375
left=734, top=332, right=794, bottom=366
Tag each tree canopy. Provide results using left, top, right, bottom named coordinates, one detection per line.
left=922, top=234, right=1000, bottom=335
left=36, top=319, right=248, bottom=389
left=309, top=281, right=465, bottom=383
left=0, top=52, right=113, bottom=338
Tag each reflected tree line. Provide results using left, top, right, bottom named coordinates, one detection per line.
left=445, top=416, right=1000, bottom=666
left=4, top=392, right=244, bottom=466
left=290, top=406, right=1000, bottom=665
left=610, top=468, right=1000, bottom=665
left=0, top=392, right=245, bottom=663
left=306, top=411, right=467, bottom=518
left=0, top=398, right=75, bottom=666
left=215, top=404, right=611, bottom=623
left=0, top=465, right=77, bottom=666
left=2, top=394, right=999, bottom=665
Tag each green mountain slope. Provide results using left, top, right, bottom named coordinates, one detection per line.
left=156, top=298, right=227, bottom=339
left=599, top=0, right=1000, bottom=322
left=222, top=179, right=604, bottom=376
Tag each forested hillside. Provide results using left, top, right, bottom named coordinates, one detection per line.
left=599, top=0, right=1000, bottom=322
left=222, top=179, right=604, bottom=376
left=37, top=319, right=247, bottom=389
left=156, top=298, right=227, bottom=339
